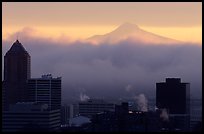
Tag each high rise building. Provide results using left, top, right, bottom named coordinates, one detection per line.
left=156, top=78, right=190, bottom=114
left=156, top=78, right=190, bottom=131
left=28, top=74, right=61, bottom=110
left=3, top=40, right=31, bottom=110
left=2, top=40, right=62, bottom=132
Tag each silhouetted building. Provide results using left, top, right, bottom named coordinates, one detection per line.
left=79, top=99, right=115, bottom=118
left=156, top=78, right=190, bottom=114
left=2, top=81, right=6, bottom=111
left=28, top=74, right=61, bottom=110
left=190, top=99, right=202, bottom=131
left=2, top=102, right=61, bottom=132
left=91, top=102, right=161, bottom=132
left=115, top=102, right=129, bottom=115
left=156, top=78, right=190, bottom=131
left=3, top=40, right=31, bottom=110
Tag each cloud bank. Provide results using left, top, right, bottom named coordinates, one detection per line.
left=2, top=30, right=202, bottom=103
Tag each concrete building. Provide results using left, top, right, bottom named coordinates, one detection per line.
left=28, top=74, right=61, bottom=110
left=2, top=102, right=61, bottom=132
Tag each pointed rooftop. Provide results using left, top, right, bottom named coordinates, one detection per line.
left=7, top=40, right=28, bottom=53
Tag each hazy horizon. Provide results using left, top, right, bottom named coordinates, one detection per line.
left=2, top=29, right=202, bottom=102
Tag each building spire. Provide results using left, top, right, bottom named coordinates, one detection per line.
left=16, top=32, right=19, bottom=42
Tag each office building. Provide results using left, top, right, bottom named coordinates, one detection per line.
left=156, top=78, right=190, bottom=114
left=28, top=74, right=61, bottom=110
left=2, top=40, right=62, bottom=132
left=156, top=78, right=190, bottom=131
left=79, top=99, right=115, bottom=118
left=3, top=40, right=31, bottom=110
left=2, top=102, right=61, bottom=132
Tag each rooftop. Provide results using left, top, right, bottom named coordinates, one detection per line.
left=7, top=40, right=28, bottom=53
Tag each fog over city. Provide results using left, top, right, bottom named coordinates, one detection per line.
left=2, top=27, right=202, bottom=103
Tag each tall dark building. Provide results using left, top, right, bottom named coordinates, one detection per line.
left=156, top=78, right=190, bottom=114
left=156, top=78, right=190, bottom=131
left=3, top=40, right=31, bottom=110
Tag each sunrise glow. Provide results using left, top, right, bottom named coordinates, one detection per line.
left=2, top=2, right=202, bottom=44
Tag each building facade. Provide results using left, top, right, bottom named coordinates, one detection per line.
left=28, top=74, right=61, bottom=110
left=2, top=102, right=61, bottom=132
left=61, top=105, right=70, bottom=125
left=79, top=99, right=115, bottom=118
left=156, top=78, right=190, bottom=114
left=3, top=40, right=31, bottom=110
left=156, top=78, right=190, bottom=131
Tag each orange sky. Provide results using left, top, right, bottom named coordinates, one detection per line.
left=2, top=2, right=202, bottom=44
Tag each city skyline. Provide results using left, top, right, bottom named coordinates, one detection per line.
left=2, top=2, right=202, bottom=132
left=2, top=2, right=202, bottom=101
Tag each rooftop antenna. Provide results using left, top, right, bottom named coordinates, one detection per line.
left=16, top=32, right=19, bottom=41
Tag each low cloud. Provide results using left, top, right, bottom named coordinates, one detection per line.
left=2, top=29, right=202, bottom=103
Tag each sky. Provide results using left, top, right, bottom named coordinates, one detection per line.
left=2, top=2, right=202, bottom=102
left=2, top=2, right=202, bottom=43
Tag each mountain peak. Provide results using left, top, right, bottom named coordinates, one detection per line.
left=111, top=22, right=140, bottom=34
left=87, top=23, right=182, bottom=45
left=119, top=22, right=139, bottom=28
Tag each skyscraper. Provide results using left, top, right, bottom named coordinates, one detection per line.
left=156, top=78, right=190, bottom=131
left=2, top=40, right=62, bottom=132
left=3, top=40, right=31, bottom=110
left=156, top=78, right=190, bottom=114
left=28, top=74, right=61, bottom=110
